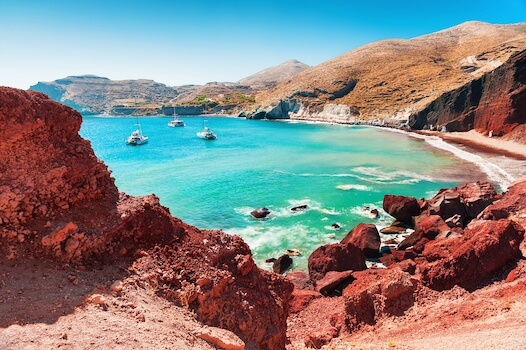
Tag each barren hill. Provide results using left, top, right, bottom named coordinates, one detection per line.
left=252, top=21, right=526, bottom=124
left=238, top=59, right=309, bottom=89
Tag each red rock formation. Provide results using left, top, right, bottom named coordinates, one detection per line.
left=420, top=219, right=524, bottom=291
left=342, top=267, right=417, bottom=330
left=308, top=243, right=367, bottom=283
left=341, top=223, right=381, bottom=258
left=0, top=87, right=292, bottom=350
left=410, top=49, right=526, bottom=142
left=382, top=195, right=421, bottom=225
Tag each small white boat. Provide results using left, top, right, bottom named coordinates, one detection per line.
left=196, top=120, right=217, bottom=140
left=126, top=129, right=148, bottom=145
left=167, top=107, right=185, bottom=127
left=196, top=127, right=217, bottom=140
left=126, top=117, right=148, bottom=145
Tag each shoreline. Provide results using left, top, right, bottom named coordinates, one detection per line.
left=420, top=129, right=526, bottom=161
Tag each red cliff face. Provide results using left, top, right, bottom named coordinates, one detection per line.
left=0, top=87, right=291, bottom=350
left=410, top=49, right=526, bottom=142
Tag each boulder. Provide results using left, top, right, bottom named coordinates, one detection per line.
left=341, top=223, right=381, bottom=258
left=250, top=207, right=271, bottom=219
left=382, top=195, right=421, bottom=225
left=342, top=267, right=416, bottom=330
left=308, top=243, right=366, bottom=283
left=315, top=270, right=355, bottom=296
left=421, top=219, right=525, bottom=291
left=272, top=254, right=293, bottom=274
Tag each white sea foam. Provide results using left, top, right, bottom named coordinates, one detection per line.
left=336, top=184, right=373, bottom=191
left=351, top=166, right=434, bottom=185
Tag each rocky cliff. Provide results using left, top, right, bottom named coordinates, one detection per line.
left=0, top=87, right=292, bottom=349
left=409, top=48, right=526, bottom=143
left=246, top=22, right=526, bottom=137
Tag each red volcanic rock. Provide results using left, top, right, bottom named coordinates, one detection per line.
left=482, top=175, right=526, bottom=226
left=0, top=88, right=293, bottom=350
left=427, top=190, right=467, bottom=226
left=421, top=219, right=524, bottom=291
left=0, top=87, right=118, bottom=233
left=308, top=243, right=366, bottom=282
left=341, top=223, right=381, bottom=258
left=289, top=289, right=322, bottom=313
left=382, top=195, right=421, bottom=225
left=472, top=49, right=526, bottom=139
left=410, top=49, right=526, bottom=140
left=315, top=270, right=355, bottom=296
left=397, top=214, right=451, bottom=251
left=455, top=181, right=498, bottom=219
left=342, top=267, right=416, bottom=330
left=285, top=271, right=314, bottom=290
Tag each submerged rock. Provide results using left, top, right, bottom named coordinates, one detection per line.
left=250, top=207, right=271, bottom=219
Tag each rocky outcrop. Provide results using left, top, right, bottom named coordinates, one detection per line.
left=308, top=243, right=367, bottom=283
left=0, top=87, right=292, bottom=350
left=420, top=219, right=524, bottom=291
left=409, top=48, right=526, bottom=142
left=340, top=223, right=381, bottom=258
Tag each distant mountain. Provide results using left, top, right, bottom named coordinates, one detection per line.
left=29, top=75, right=178, bottom=115
left=250, top=21, right=526, bottom=127
left=237, top=59, right=309, bottom=89
left=28, top=59, right=308, bottom=115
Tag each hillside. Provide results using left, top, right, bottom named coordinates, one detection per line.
left=28, top=59, right=308, bottom=115
left=250, top=21, right=526, bottom=127
left=237, top=59, right=310, bottom=89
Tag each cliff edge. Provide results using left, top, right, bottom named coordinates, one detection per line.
left=0, top=87, right=292, bottom=350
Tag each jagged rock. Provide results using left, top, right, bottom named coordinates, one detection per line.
left=342, top=267, right=417, bottom=331
left=308, top=243, right=366, bottom=283
left=315, top=270, right=355, bottom=296
left=420, top=219, right=525, bottom=291
left=272, top=254, right=293, bottom=274
left=383, top=195, right=422, bottom=226
left=341, top=223, right=381, bottom=258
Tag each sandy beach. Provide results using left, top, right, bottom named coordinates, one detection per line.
left=429, top=129, right=526, bottom=160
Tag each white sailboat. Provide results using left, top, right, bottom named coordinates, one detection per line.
left=126, top=116, right=148, bottom=145
left=167, top=106, right=185, bottom=127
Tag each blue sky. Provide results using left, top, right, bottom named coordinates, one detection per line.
left=1, top=0, right=524, bottom=89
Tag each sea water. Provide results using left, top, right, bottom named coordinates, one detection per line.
left=79, top=116, right=517, bottom=271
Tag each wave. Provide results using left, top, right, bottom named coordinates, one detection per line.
left=275, top=168, right=431, bottom=185
left=336, top=184, right=373, bottom=191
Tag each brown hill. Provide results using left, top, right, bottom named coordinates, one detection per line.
left=252, top=21, right=526, bottom=125
left=238, top=59, right=310, bottom=89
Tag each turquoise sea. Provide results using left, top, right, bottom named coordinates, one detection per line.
left=79, top=115, right=516, bottom=271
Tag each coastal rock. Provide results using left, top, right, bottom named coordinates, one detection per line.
left=272, top=254, right=293, bottom=274
left=410, top=48, right=526, bottom=141
left=315, top=270, right=355, bottom=296
left=308, top=243, right=366, bottom=283
left=250, top=207, right=271, bottom=219
left=0, top=87, right=293, bottom=350
left=341, top=223, right=381, bottom=258
left=382, top=195, right=422, bottom=226
left=420, top=219, right=524, bottom=291
left=343, top=267, right=417, bottom=330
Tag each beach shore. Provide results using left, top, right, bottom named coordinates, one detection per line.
left=423, top=129, right=526, bottom=160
